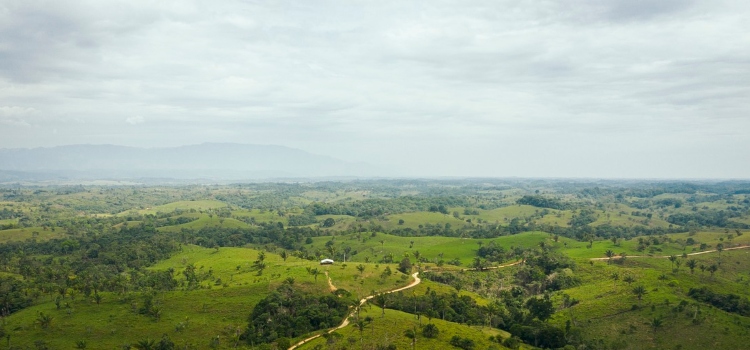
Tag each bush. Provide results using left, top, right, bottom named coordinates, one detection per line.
left=422, top=324, right=439, bottom=338
left=450, top=335, right=475, bottom=350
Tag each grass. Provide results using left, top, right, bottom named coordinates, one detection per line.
left=157, top=214, right=250, bottom=233
left=296, top=307, right=517, bottom=350
left=232, top=208, right=289, bottom=224
left=4, top=245, right=415, bottom=349
left=116, top=200, right=228, bottom=216
left=306, top=231, right=551, bottom=266
left=0, top=226, right=64, bottom=244
left=3, top=285, right=266, bottom=349
left=549, top=249, right=750, bottom=350
left=379, top=211, right=469, bottom=230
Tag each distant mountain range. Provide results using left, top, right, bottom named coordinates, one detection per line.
left=0, top=143, right=381, bottom=182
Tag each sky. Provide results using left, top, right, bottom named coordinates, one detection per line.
left=0, top=0, right=748, bottom=178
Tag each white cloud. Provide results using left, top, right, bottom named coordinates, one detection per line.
left=0, top=0, right=748, bottom=178
left=125, top=116, right=145, bottom=125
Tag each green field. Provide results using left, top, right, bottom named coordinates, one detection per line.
left=117, top=200, right=228, bottom=216
left=0, top=226, right=63, bottom=243
left=2, top=181, right=750, bottom=350
left=306, top=231, right=550, bottom=266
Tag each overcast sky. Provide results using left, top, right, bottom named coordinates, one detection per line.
left=0, top=0, right=748, bottom=178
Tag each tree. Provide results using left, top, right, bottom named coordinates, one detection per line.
left=605, top=250, right=615, bottom=264
left=686, top=259, right=697, bottom=274
left=650, top=317, right=663, bottom=332
left=398, top=257, right=412, bottom=274
left=279, top=250, right=288, bottom=262
left=309, top=267, right=321, bottom=282
left=354, top=319, right=368, bottom=340
left=356, top=264, right=366, bottom=275
left=472, top=257, right=488, bottom=271
left=611, top=272, right=620, bottom=290
left=623, top=275, right=635, bottom=286
left=36, top=312, right=53, bottom=329
left=632, top=285, right=647, bottom=301
left=422, top=323, right=439, bottom=338
left=526, top=296, right=555, bottom=321
left=668, top=255, right=677, bottom=269
left=134, top=339, right=156, bottom=350
left=374, top=293, right=389, bottom=317
left=398, top=327, right=415, bottom=350
left=708, top=264, right=718, bottom=278
left=252, top=252, right=266, bottom=275
left=322, top=218, right=335, bottom=228
left=156, top=334, right=175, bottom=350
left=74, top=340, right=87, bottom=349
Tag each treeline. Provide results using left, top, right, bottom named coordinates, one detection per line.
left=0, top=224, right=179, bottom=316
left=382, top=289, right=566, bottom=348
left=242, top=283, right=352, bottom=347
left=516, top=195, right=571, bottom=210
left=688, top=287, right=750, bottom=317
left=667, top=209, right=749, bottom=229
left=306, top=196, right=472, bottom=218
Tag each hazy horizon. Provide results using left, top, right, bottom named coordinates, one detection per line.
left=1, top=1, right=748, bottom=178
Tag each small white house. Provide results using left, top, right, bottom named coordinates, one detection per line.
left=320, top=258, right=334, bottom=265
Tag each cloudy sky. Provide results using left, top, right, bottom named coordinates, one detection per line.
left=0, top=0, right=748, bottom=178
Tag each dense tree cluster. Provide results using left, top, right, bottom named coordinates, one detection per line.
left=688, top=287, right=750, bottom=317
left=242, top=284, right=352, bottom=346
left=516, top=195, right=571, bottom=210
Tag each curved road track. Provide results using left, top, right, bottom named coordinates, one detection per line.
left=288, top=260, right=523, bottom=350
left=288, top=272, right=421, bottom=350
left=589, top=245, right=750, bottom=261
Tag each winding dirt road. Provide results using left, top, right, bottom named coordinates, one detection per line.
left=288, top=259, right=524, bottom=350
left=589, top=245, right=750, bottom=261
left=288, top=272, right=422, bottom=350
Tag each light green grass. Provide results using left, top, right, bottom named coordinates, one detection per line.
left=117, top=200, right=228, bottom=216
left=306, top=231, right=551, bottom=266
left=297, top=307, right=515, bottom=350
left=0, top=226, right=63, bottom=243
left=551, top=249, right=750, bottom=350
left=379, top=211, right=469, bottom=230
left=157, top=215, right=250, bottom=233
left=232, top=208, right=289, bottom=224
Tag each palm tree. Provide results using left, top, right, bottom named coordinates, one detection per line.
left=133, top=339, right=155, bottom=350
left=356, top=264, right=366, bottom=275
left=374, top=293, right=389, bottom=317
left=354, top=319, right=368, bottom=340
left=650, top=317, right=663, bottom=332
left=36, top=312, right=53, bottom=329
left=686, top=259, right=697, bottom=274
left=605, top=250, right=615, bottom=264
left=708, top=264, right=718, bottom=278
left=623, top=275, right=636, bottom=286
left=74, top=340, right=87, bottom=349
left=632, top=285, right=647, bottom=301
left=279, top=250, right=288, bottom=262
left=309, top=268, right=320, bottom=282
left=611, top=272, right=620, bottom=290
left=404, top=327, right=416, bottom=350
left=668, top=255, right=677, bottom=269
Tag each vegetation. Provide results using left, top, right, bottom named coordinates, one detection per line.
left=0, top=179, right=749, bottom=349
